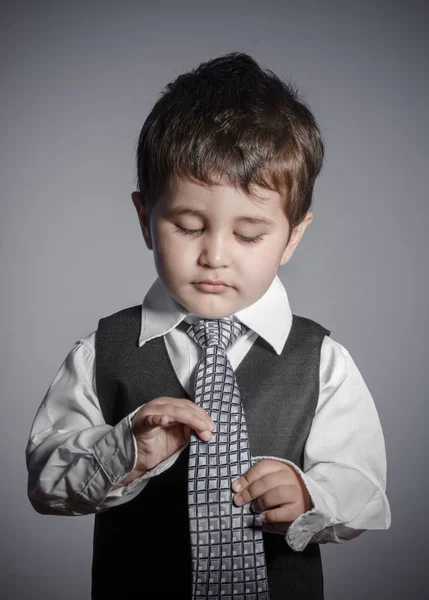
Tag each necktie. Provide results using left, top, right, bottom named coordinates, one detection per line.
left=186, top=318, right=270, bottom=599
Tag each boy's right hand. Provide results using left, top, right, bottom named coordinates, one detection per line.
left=125, top=397, right=215, bottom=479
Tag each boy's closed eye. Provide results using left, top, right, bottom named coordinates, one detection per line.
left=175, top=224, right=265, bottom=245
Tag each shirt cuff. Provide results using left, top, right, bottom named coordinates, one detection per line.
left=93, top=408, right=189, bottom=496
left=92, top=413, right=136, bottom=486
left=252, top=456, right=336, bottom=552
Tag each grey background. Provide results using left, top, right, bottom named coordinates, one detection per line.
left=1, top=0, right=428, bottom=598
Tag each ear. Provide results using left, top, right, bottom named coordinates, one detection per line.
left=131, top=191, right=153, bottom=250
left=280, top=211, right=313, bottom=265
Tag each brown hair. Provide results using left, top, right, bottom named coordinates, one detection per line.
left=136, top=52, right=324, bottom=229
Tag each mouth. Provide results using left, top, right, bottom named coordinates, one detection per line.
left=194, top=280, right=230, bottom=294
left=199, top=279, right=229, bottom=286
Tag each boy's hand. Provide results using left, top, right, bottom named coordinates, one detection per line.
left=127, top=397, right=215, bottom=477
left=231, top=459, right=313, bottom=534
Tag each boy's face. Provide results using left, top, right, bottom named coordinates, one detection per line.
left=132, top=176, right=312, bottom=318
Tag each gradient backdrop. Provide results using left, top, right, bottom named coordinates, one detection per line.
left=1, top=1, right=428, bottom=598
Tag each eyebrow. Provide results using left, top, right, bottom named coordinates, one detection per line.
left=169, top=207, right=275, bottom=226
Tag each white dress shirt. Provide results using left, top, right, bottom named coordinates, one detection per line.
left=26, top=276, right=391, bottom=552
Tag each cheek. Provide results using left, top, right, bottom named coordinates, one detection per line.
left=154, top=232, right=196, bottom=273
left=239, top=244, right=282, bottom=277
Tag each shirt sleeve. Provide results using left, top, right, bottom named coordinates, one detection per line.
left=252, top=336, right=391, bottom=551
left=25, top=332, right=184, bottom=516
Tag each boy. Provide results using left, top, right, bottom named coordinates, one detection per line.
left=26, top=52, right=390, bottom=599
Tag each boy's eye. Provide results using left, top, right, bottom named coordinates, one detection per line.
left=236, top=234, right=264, bottom=244
left=175, top=225, right=204, bottom=236
left=175, top=225, right=264, bottom=244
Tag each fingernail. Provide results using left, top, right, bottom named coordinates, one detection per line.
left=232, top=480, right=241, bottom=492
left=209, top=422, right=216, bottom=431
left=203, top=430, right=212, bottom=441
left=234, top=495, right=243, bottom=506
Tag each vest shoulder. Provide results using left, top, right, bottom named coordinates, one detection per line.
left=291, top=314, right=331, bottom=338
left=98, top=305, right=141, bottom=327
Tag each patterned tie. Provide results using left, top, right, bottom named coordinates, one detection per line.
left=186, top=318, right=270, bottom=599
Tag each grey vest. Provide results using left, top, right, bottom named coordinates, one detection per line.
left=92, top=306, right=330, bottom=600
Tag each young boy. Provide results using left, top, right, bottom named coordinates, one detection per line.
left=26, top=52, right=390, bottom=600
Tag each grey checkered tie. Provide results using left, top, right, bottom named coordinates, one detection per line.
left=186, top=318, right=270, bottom=599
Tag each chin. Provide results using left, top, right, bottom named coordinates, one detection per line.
left=177, top=287, right=247, bottom=319
left=190, top=307, right=231, bottom=319
left=186, top=299, right=235, bottom=320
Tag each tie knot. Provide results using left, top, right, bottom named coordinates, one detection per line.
left=187, top=319, right=246, bottom=351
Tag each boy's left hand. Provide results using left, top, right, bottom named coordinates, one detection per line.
left=231, top=459, right=313, bottom=534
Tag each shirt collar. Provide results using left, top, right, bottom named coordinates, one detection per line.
left=139, top=278, right=189, bottom=346
left=234, top=276, right=292, bottom=355
left=139, top=275, right=292, bottom=355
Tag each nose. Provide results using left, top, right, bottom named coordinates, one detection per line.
left=197, top=232, right=230, bottom=268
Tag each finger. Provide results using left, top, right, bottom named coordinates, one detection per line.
left=249, top=485, right=296, bottom=514
left=139, top=400, right=213, bottom=431
left=231, top=459, right=290, bottom=493
left=136, top=414, right=211, bottom=443
left=133, top=413, right=178, bottom=438
left=159, top=414, right=213, bottom=442
left=162, top=416, right=212, bottom=442
left=233, top=471, right=293, bottom=507
left=149, top=397, right=216, bottom=431
left=141, top=407, right=210, bottom=432
left=260, top=503, right=298, bottom=524
left=137, top=405, right=214, bottom=441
